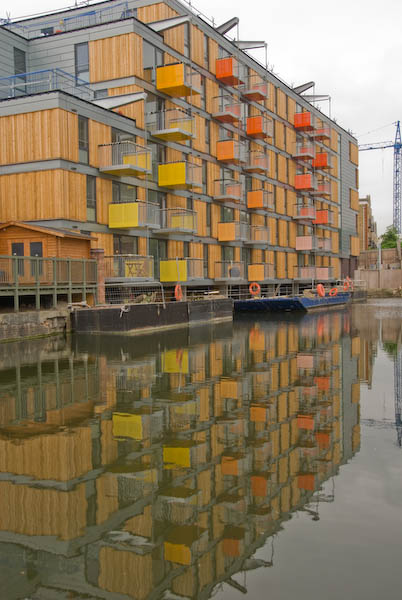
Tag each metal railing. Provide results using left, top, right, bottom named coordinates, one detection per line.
left=293, top=141, right=315, bottom=160
left=216, top=139, right=248, bottom=164
left=146, top=108, right=196, bottom=138
left=296, top=236, right=332, bottom=252
left=4, top=2, right=132, bottom=39
left=214, top=179, right=244, bottom=202
left=104, top=255, right=154, bottom=281
left=239, top=74, right=268, bottom=100
left=293, top=266, right=334, bottom=281
left=246, top=114, right=274, bottom=138
left=294, top=201, right=316, bottom=220
left=212, top=95, right=244, bottom=122
left=244, top=151, right=269, bottom=173
left=98, top=142, right=152, bottom=174
left=160, top=208, right=197, bottom=233
left=248, top=263, right=275, bottom=280
left=0, top=68, right=94, bottom=101
left=247, top=226, right=270, bottom=245
left=214, top=261, right=245, bottom=281
left=0, top=255, right=97, bottom=310
left=311, top=179, right=331, bottom=196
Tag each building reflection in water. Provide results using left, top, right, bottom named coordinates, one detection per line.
left=0, top=311, right=361, bottom=599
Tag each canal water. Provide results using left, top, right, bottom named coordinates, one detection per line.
left=0, top=299, right=401, bottom=599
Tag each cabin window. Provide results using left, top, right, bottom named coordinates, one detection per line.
left=30, top=241, right=43, bottom=277
left=86, top=175, right=97, bottom=222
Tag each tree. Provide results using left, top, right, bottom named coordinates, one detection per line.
left=381, top=225, right=400, bottom=248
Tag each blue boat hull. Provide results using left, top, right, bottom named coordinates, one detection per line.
left=234, top=292, right=351, bottom=313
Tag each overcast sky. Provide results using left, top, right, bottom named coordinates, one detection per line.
left=4, top=0, right=402, bottom=234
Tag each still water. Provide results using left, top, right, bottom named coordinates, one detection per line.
left=0, top=300, right=401, bottom=600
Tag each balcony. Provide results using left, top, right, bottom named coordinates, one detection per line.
left=159, top=208, right=197, bottom=234
left=0, top=68, right=94, bottom=101
left=313, top=209, right=334, bottom=225
left=246, top=115, right=273, bottom=139
left=212, top=95, right=244, bottom=124
left=311, top=179, right=331, bottom=197
left=311, top=125, right=331, bottom=141
left=156, top=63, right=201, bottom=97
left=293, top=266, right=334, bottom=280
left=218, top=222, right=249, bottom=242
left=247, top=190, right=274, bottom=211
left=294, top=173, right=317, bottom=191
left=244, top=151, right=269, bottom=174
left=294, top=111, right=315, bottom=131
left=104, top=255, right=154, bottom=282
left=214, top=179, right=243, bottom=202
left=147, top=108, right=195, bottom=141
left=245, top=226, right=270, bottom=246
left=159, top=258, right=204, bottom=282
left=216, top=139, right=247, bottom=165
left=99, top=142, right=152, bottom=176
left=215, top=57, right=245, bottom=86
left=294, top=200, right=316, bottom=220
left=295, top=236, right=331, bottom=252
left=214, top=261, right=245, bottom=281
left=248, top=263, right=275, bottom=281
left=293, top=141, right=315, bottom=161
left=240, top=74, right=268, bottom=101
left=108, top=201, right=160, bottom=229
left=158, top=161, right=202, bottom=190
left=312, top=152, right=332, bottom=170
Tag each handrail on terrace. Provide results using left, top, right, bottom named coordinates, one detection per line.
left=0, top=68, right=94, bottom=101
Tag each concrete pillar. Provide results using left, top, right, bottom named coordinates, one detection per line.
left=91, top=248, right=105, bottom=304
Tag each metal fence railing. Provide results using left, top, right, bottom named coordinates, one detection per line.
left=0, top=68, right=94, bottom=101
left=104, top=255, right=154, bottom=281
left=98, top=142, right=152, bottom=175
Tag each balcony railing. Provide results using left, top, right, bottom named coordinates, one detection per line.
left=313, top=209, right=335, bottom=226
left=4, top=2, right=132, bottom=38
left=294, top=201, right=316, bottom=220
left=214, top=179, right=243, bottom=202
left=293, top=266, right=334, bottom=280
left=212, top=95, right=244, bottom=123
left=312, top=152, right=332, bottom=170
left=159, top=258, right=204, bottom=282
left=294, top=173, right=317, bottom=191
left=316, top=238, right=332, bottom=252
left=215, top=57, right=245, bottom=86
left=99, top=142, right=152, bottom=176
left=104, top=255, right=154, bottom=281
left=216, top=139, right=247, bottom=164
left=248, top=263, right=275, bottom=281
left=311, top=180, right=331, bottom=197
left=146, top=108, right=195, bottom=141
left=156, top=63, right=201, bottom=97
left=294, top=111, right=315, bottom=131
left=159, top=208, right=197, bottom=234
left=244, top=151, right=269, bottom=174
left=109, top=201, right=160, bottom=229
left=217, top=222, right=249, bottom=242
left=295, top=236, right=332, bottom=252
left=293, top=141, right=315, bottom=161
left=214, top=261, right=245, bottom=281
left=0, top=68, right=94, bottom=101
left=246, top=114, right=273, bottom=139
left=245, top=226, right=270, bottom=246
left=247, top=190, right=274, bottom=211
left=311, top=126, right=331, bottom=141
left=239, top=75, right=268, bottom=101
left=158, top=161, right=202, bottom=190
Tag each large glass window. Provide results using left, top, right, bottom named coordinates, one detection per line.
left=86, top=175, right=96, bottom=222
left=183, top=23, right=190, bottom=58
left=204, top=34, right=209, bottom=68
left=221, top=206, right=234, bottom=222
left=113, top=235, right=138, bottom=255
left=112, top=182, right=137, bottom=204
left=149, top=238, right=167, bottom=278
left=143, top=41, right=163, bottom=84
left=75, top=42, right=89, bottom=82
left=13, top=47, right=26, bottom=95
left=78, top=116, right=89, bottom=163
left=222, top=246, right=234, bottom=261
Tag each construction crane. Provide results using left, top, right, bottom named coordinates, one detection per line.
left=359, top=121, right=402, bottom=234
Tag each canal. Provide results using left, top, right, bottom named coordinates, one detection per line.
left=0, top=299, right=401, bottom=599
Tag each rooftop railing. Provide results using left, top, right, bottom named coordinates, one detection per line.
left=0, top=68, right=94, bottom=101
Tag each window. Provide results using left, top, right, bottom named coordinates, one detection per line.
left=75, top=42, right=89, bottom=82
left=245, top=175, right=252, bottom=193
left=202, top=161, right=207, bottom=194
left=219, top=126, right=233, bottom=140
left=183, top=23, right=190, bottom=58
left=14, top=47, right=26, bottom=76
left=149, top=238, right=167, bottom=278
left=94, top=89, right=108, bottom=99
left=206, top=203, right=211, bottom=236
left=204, top=34, right=209, bottom=68
left=112, top=128, right=135, bottom=143
left=113, top=235, right=138, bottom=255
left=78, top=116, right=89, bottom=163
left=200, top=76, right=206, bottom=110
left=30, top=241, right=43, bottom=277
left=183, top=241, right=190, bottom=258
left=187, top=197, right=194, bottom=211
left=112, top=182, right=137, bottom=204
left=86, top=175, right=96, bottom=222
left=143, top=41, right=163, bottom=84
left=149, top=142, right=165, bottom=182
left=222, top=246, right=234, bottom=261
left=205, top=120, right=210, bottom=153
left=242, top=247, right=250, bottom=268
left=221, top=206, right=234, bottom=222
left=149, top=190, right=166, bottom=208
left=203, top=243, right=209, bottom=278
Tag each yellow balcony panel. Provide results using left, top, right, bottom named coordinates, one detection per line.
left=99, top=142, right=151, bottom=176
left=112, top=412, right=145, bottom=440
left=248, top=263, right=275, bottom=281
left=162, top=349, right=189, bottom=374
left=147, top=108, right=195, bottom=141
left=158, top=161, right=202, bottom=190
left=156, top=63, right=201, bottom=97
left=108, top=201, right=159, bottom=229
left=159, top=258, right=203, bottom=282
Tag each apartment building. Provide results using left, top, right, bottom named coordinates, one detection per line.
left=358, top=194, right=378, bottom=251
left=0, top=0, right=360, bottom=295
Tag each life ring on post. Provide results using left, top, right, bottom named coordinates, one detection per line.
left=329, top=287, right=338, bottom=297
left=316, top=284, right=325, bottom=298
left=174, top=284, right=183, bottom=301
left=249, top=282, right=261, bottom=296
left=343, top=280, right=350, bottom=292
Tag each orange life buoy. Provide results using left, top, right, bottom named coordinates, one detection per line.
left=329, top=287, right=338, bottom=297
left=343, top=280, right=350, bottom=292
left=249, top=281, right=261, bottom=296
left=316, top=284, right=325, bottom=297
left=174, top=284, right=183, bottom=301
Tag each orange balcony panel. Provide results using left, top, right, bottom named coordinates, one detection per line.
left=315, top=431, right=331, bottom=449
left=297, top=415, right=315, bottom=430
left=223, top=538, right=242, bottom=557
left=222, top=455, right=240, bottom=476
left=313, top=209, right=331, bottom=225
left=294, top=173, right=316, bottom=191
left=217, top=222, right=237, bottom=242
left=294, top=111, right=314, bottom=131
left=250, top=405, right=268, bottom=423
left=312, top=152, right=331, bottom=169
left=246, top=115, right=271, bottom=139
left=247, top=190, right=274, bottom=211
left=251, top=475, right=269, bottom=497
left=314, top=376, right=330, bottom=391
left=298, top=474, right=315, bottom=491
left=216, top=140, right=246, bottom=164
left=216, top=57, right=244, bottom=86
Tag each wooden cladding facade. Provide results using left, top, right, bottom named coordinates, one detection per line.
left=89, top=33, right=143, bottom=82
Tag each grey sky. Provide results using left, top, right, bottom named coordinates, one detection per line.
left=4, top=0, right=402, bottom=234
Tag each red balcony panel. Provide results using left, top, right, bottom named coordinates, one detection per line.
left=312, top=152, right=331, bottom=170
left=246, top=115, right=273, bottom=139
left=216, top=57, right=244, bottom=86
left=294, top=173, right=317, bottom=191
left=313, top=209, right=332, bottom=225
left=294, top=112, right=315, bottom=131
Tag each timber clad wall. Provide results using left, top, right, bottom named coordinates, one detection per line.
left=0, top=0, right=359, bottom=284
